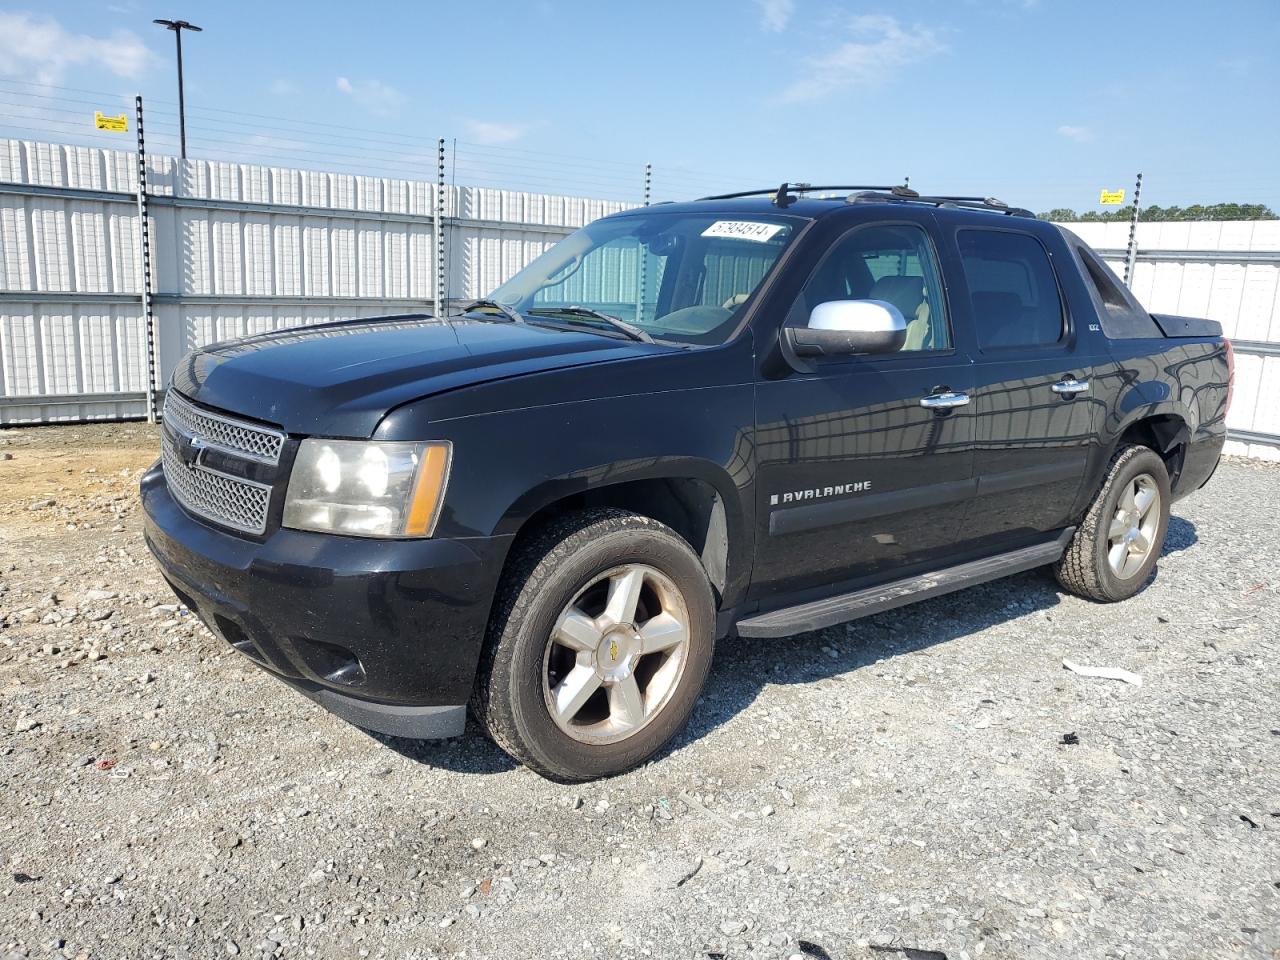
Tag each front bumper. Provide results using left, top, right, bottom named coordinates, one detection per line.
left=140, top=461, right=511, bottom=738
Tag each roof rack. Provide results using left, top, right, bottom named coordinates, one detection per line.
left=847, top=188, right=1034, bottom=218
left=698, top=182, right=903, bottom=208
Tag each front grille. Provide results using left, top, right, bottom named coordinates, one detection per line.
left=161, top=439, right=272, bottom=535
left=160, top=392, right=283, bottom=536
left=163, top=390, right=285, bottom=464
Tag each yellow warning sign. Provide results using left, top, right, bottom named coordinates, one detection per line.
left=1099, top=189, right=1126, bottom=206
left=95, top=112, right=128, bottom=133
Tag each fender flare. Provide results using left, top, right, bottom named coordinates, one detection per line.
left=493, top=455, right=752, bottom=604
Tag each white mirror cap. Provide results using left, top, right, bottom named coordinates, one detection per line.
left=809, top=299, right=907, bottom=333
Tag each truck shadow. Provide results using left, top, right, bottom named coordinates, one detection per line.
left=669, top=514, right=1199, bottom=759
left=1163, top=515, right=1197, bottom=555
left=371, top=723, right=520, bottom=775
left=374, top=515, right=1198, bottom=776
left=668, top=568, right=1069, bottom=757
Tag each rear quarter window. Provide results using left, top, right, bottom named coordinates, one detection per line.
left=1071, top=240, right=1163, bottom=339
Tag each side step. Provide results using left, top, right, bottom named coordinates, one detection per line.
left=735, top=529, right=1074, bottom=639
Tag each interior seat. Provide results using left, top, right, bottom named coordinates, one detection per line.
left=870, top=275, right=931, bottom=350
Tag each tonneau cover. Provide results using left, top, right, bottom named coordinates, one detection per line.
left=1151, top=313, right=1223, bottom=339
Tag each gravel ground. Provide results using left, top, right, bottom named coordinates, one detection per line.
left=1, top=423, right=1277, bottom=960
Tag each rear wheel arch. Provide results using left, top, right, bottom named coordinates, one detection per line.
left=1070, top=410, right=1188, bottom=526
left=1111, top=413, right=1190, bottom=489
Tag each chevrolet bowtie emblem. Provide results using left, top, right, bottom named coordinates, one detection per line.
left=180, top=434, right=208, bottom=469
left=609, top=639, right=619, bottom=662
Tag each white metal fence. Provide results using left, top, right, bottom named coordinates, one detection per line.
left=1065, top=221, right=1280, bottom=460
left=1, top=136, right=1277, bottom=460
left=0, top=137, right=633, bottom=423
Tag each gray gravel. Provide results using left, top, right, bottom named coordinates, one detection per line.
left=2, top=424, right=1278, bottom=960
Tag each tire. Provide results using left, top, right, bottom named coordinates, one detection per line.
left=1054, top=444, right=1172, bottom=602
left=472, top=508, right=716, bottom=781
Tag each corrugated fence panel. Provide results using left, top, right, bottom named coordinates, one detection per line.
left=0, top=199, right=31, bottom=288
left=303, top=224, right=330, bottom=297
left=1238, top=265, right=1280, bottom=341
left=1, top=309, right=39, bottom=393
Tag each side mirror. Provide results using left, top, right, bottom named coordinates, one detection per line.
left=784, top=299, right=908, bottom=358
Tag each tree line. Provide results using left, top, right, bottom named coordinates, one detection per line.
left=1038, top=203, right=1277, bottom=222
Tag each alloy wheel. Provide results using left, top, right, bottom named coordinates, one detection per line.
left=1106, top=473, right=1161, bottom=579
left=541, top=564, right=691, bottom=745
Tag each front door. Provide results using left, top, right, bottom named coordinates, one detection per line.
left=750, top=216, right=977, bottom=602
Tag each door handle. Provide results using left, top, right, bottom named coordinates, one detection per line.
left=1051, top=378, right=1090, bottom=395
left=919, top=391, right=971, bottom=410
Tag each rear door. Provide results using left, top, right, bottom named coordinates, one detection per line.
left=939, top=220, right=1105, bottom=543
left=750, top=211, right=978, bottom=600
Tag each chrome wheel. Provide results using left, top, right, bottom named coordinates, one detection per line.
left=542, top=564, right=691, bottom=745
left=1107, top=473, right=1160, bottom=579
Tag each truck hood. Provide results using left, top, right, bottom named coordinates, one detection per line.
left=170, top=315, right=669, bottom=437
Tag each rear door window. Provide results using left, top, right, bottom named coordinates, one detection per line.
left=957, top=230, right=1064, bottom=349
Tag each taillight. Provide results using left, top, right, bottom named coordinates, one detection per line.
left=1224, top=338, right=1235, bottom=415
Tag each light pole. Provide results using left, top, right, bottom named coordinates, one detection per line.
left=152, top=18, right=202, bottom=159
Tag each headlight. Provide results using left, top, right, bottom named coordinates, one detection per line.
left=283, top=439, right=452, bottom=538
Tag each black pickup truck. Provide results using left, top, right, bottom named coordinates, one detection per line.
left=142, top=185, right=1231, bottom=781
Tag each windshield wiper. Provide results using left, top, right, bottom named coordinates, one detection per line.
left=526, top=305, right=654, bottom=343
left=455, top=299, right=524, bottom=324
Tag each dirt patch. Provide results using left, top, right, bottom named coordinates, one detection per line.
left=0, top=424, right=159, bottom=534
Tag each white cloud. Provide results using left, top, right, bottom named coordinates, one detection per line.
left=270, top=78, right=299, bottom=97
left=1220, top=56, right=1252, bottom=77
left=776, top=15, right=945, bottom=103
left=756, top=0, right=794, bottom=32
left=1057, top=124, right=1094, bottom=143
left=463, top=120, right=529, bottom=145
left=0, top=12, right=154, bottom=85
left=335, top=76, right=404, bottom=115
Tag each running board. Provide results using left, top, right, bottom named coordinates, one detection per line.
left=736, top=529, right=1074, bottom=639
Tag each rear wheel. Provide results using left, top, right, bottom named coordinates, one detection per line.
left=1054, top=445, right=1171, bottom=602
left=472, top=509, right=715, bottom=781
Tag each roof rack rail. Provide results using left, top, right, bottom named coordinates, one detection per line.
left=846, top=190, right=1034, bottom=218
left=698, top=182, right=903, bottom=208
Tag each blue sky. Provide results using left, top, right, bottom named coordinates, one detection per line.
left=1, top=0, right=1278, bottom=212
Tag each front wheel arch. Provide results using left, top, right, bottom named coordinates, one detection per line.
left=495, top=465, right=749, bottom=608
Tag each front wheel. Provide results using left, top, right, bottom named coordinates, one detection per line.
left=472, top=509, right=715, bottom=781
left=1054, top=444, right=1172, bottom=602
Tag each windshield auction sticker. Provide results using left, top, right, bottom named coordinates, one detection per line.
left=701, top=221, right=786, bottom=243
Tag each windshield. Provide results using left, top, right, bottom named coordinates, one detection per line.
left=488, top=212, right=801, bottom=346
